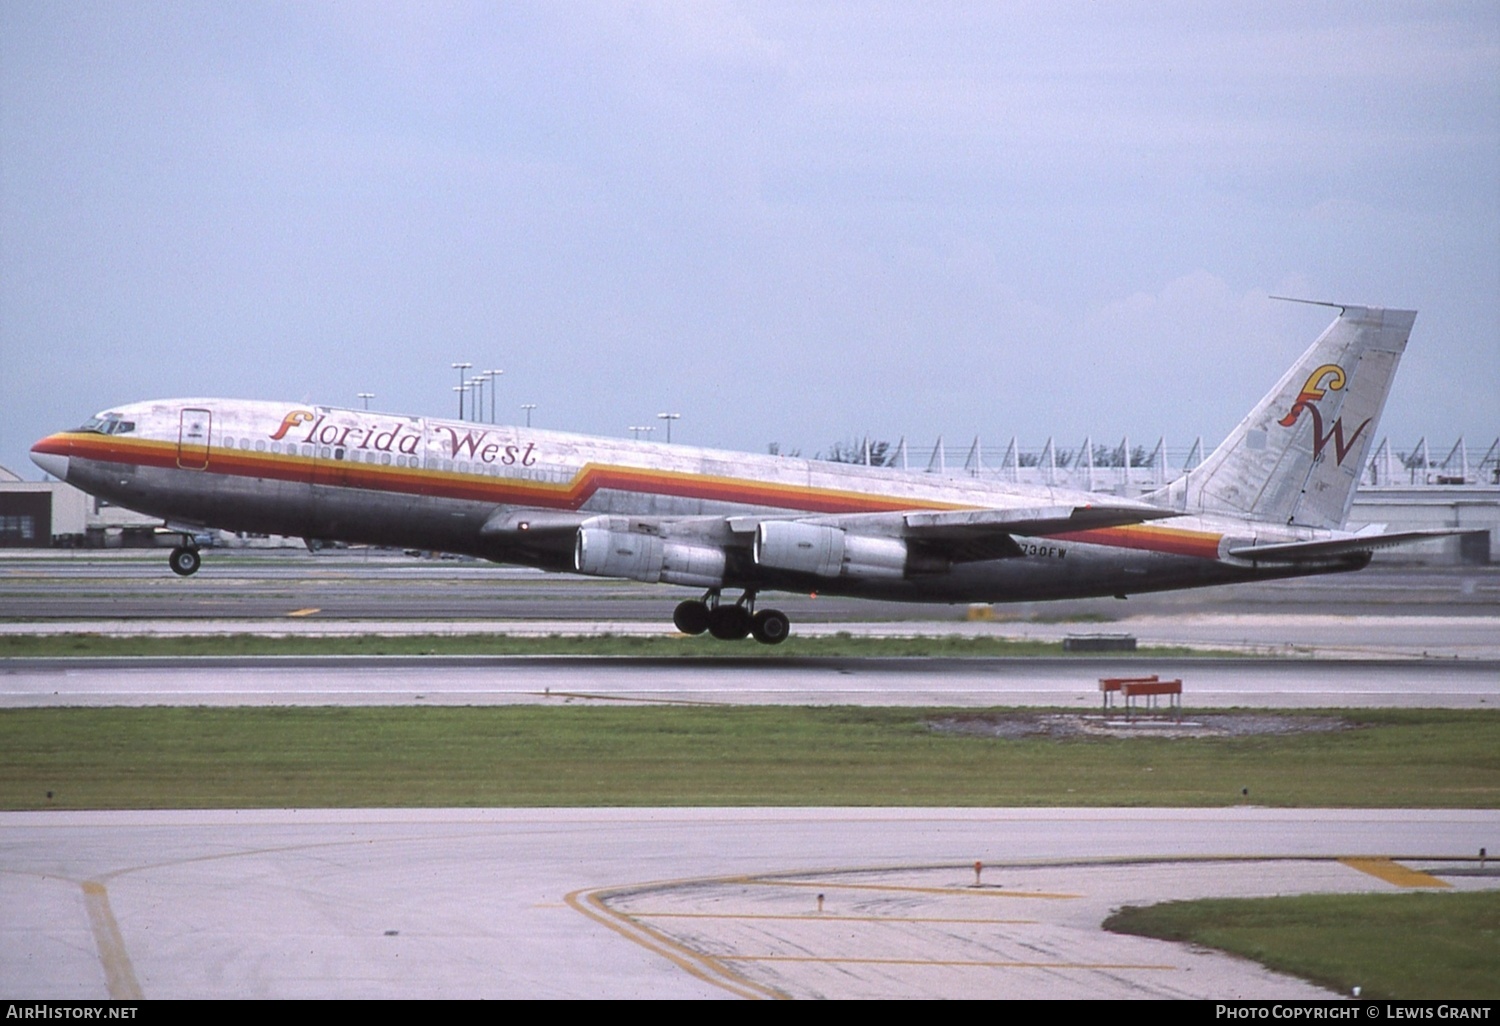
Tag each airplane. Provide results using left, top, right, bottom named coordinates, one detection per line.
left=30, top=302, right=1460, bottom=644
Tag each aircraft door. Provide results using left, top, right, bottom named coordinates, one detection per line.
left=177, top=408, right=212, bottom=470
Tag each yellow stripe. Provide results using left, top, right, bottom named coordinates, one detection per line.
left=1339, top=857, right=1451, bottom=888
left=286, top=607, right=321, bottom=617
left=67, top=431, right=972, bottom=514
left=82, top=880, right=144, bottom=1000
left=748, top=878, right=1081, bottom=900
left=565, top=888, right=787, bottom=1000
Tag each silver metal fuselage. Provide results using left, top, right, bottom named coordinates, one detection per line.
left=32, top=397, right=1356, bottom=604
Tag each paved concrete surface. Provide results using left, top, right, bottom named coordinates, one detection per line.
left=4, top=555, right=1495, bottom=1000
left=5, top=552, right=1496, bottom=658
left=3, top=551, right=1497, bottom=623
left=4, top=614, right=1500, bottom=661
left=3, top=808, right=1495, bottom=1000
left=2, top=654, right=1496, bottom=708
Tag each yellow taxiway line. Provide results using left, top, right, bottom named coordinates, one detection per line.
left=1339, top=857, right=1451, bottom=888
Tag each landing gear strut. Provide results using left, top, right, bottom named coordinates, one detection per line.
left=672, top=589, right=789, bottom=645
left=168, top=546, right=201, bottom=577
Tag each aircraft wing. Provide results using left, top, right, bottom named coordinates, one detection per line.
left=1227, top=529, right=1475, bottom=563
left=901, top=504, right=1178, bottom=538
left=476, top=503, right=1180, bottom=570
left=897, top=504, right=1181, bottom=564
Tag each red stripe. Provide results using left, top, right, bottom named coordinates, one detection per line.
left=48, top=433, right=962, bottom=516
left=1050, top=524, right=1222, bottom=559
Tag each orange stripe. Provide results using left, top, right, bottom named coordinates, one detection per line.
left=50, top=432, right=1227, bottom=557
left=49, top=432, right=969, bottom=516
left=1051, top=523, right=1222, bottom=559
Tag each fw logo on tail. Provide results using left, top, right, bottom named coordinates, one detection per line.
left=1277, top=363, right=1371, bottom=466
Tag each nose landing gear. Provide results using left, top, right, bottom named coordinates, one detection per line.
left=672, top=589, right=789, bottom=645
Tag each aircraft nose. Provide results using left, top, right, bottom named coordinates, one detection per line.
left=30, top=434, right=72, bottom=481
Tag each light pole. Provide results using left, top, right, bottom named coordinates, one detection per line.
left=630, top=425, right=654, bottom=441
left=451, top=362, right=472, bottom=419
left=657, top=412, right=680, bottom=443
left=469, top=376, right=486, bottom=423
left=357, top=392, right=375, bottom=411
left=521, top=403, right=537, bottom=428
left=488, top=369, right=503, bottom=424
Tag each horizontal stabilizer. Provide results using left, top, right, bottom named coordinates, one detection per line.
left=903, top=504, right=1178, bottom=539
left=1228, top=529, right=1473, bottom=563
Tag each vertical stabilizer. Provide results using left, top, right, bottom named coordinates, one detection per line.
left=1154, top=305, right=1415, bottom=529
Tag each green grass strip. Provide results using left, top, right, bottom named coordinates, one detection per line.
left=1105, top=891, right=1500, bottom=999
left=2, top=706, right=1495, bottom=810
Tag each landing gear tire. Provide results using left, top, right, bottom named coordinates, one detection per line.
left=707, top=604, right=753, bottom=641
left=168, top=546, right=201, bottom=577
left=673, top=599, right=711, bottom=635
left=751, top=609, right=790, bottom=645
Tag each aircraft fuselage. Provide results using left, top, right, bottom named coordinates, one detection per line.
left=31, top=397, right=1359, bottom=606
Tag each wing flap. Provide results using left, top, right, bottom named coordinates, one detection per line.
left=903, top=503, right=1178, bottom=539
left=1228, top=529, right=1474, bottom=563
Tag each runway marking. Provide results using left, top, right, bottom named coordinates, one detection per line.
left=538, top=690, right=728, bottom=707
left=1339, top=857, right=1451, bottom=888
left=748, top=878, right=1081, bottom=900
left=566, top=887, right=787, bottom=1000
left=717, top=955, right=1176, bottom=970
left=81, top=880, right=143, bottom=1000
left=286, top=607, right=321, bottom=617
left=634, top=912, right=1040, bottom=924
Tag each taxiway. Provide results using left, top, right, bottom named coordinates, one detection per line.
left=4, top=807, right=1496, bottom=1000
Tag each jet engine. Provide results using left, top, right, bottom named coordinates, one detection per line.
left=574, top=521, right=725, bottom=588
left=753, top=521, right=907, bottom=580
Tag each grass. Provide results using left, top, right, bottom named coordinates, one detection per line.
left=0, top=632, right=1228, bottom=658
left=1105, top=891, right=1500, bottom=999
left=2, top=706, right=1495, bottom=810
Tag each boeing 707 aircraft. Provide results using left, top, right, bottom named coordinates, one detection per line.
left=31, top=303, right=1455, bottom=643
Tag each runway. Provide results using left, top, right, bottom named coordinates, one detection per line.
left=4, top=807, right=1496, bottom=1000
left=3, top=654, right=1497, bottom=708
left=4, top=550, right=1498, bottom=623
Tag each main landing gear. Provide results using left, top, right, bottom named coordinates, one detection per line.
left=673, top=589, right=790, bottom=645
left=168, top=546, right=201, bottom=577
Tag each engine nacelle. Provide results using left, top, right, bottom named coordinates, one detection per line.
left=574, top=524, right=724, bottom=587
left=754, top=521, right=907, bottom=580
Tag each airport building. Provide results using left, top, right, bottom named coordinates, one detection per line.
left=0, top=464, right=87, bottom=547
left=3, top=433, right=1497, bottom=562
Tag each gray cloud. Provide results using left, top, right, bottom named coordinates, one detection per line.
left=3, top=2, right=1495, bottom=476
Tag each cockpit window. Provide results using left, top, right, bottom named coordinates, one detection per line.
left=76, top=415, right=136, bottom=435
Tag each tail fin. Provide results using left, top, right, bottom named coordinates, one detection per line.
left=1153, top=304, right=1416, bottom=529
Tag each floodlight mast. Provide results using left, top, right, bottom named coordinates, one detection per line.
left=488, top=370, right=503, bottom=424
left=657, top=412, right=681, bottom=443
left=451, top=362, right=472, bottom=418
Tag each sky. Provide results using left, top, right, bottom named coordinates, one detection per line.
left=3, top=1, right=1497, bottom=478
